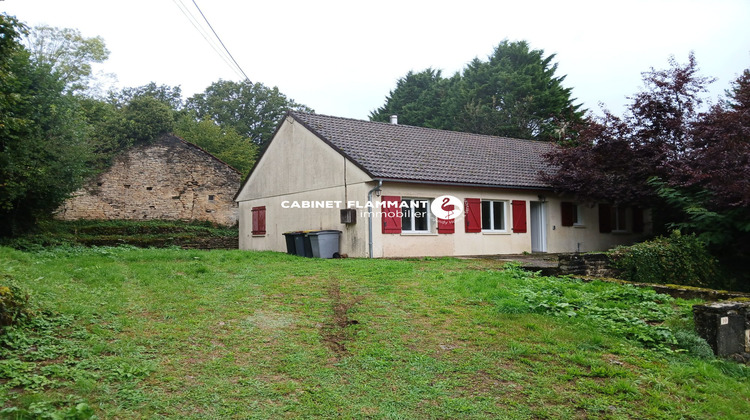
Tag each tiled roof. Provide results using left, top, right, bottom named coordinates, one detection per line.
left=290, top=111, right=555, bottom=189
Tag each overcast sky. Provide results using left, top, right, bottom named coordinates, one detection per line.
left=4, top=0, right=750, bottom=120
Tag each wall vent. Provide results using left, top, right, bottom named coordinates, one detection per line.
left=340, top=208, right=356, bottom=224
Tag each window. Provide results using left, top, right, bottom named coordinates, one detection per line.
left=466, top=198, right=524, bottom=233
left=632, top=207, right=644, bottom=233
left=561, top=202, right=583, bottom=226
left=251, top=206, right=266, bottom=236
left=401, top=198, right=430, bottom=233
left=208, top=195, right=215, bottom=201
left=599, top=204, right=628, bottom=233
left=613, top=206, right=627, bottom=232
left=481, top=200, right=506, bottom=231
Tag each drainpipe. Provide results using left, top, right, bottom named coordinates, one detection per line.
left=367, top=180, right=383, bottom=258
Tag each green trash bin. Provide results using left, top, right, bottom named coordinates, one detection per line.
left=291, top=232, right=313, bottom=257
left=306, top=230, right=342, bottom=259
left=301, top=232, right=314, bottom=257
left=282, top=232, right=301, bottom=255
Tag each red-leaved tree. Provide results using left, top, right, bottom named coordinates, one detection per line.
left=677, top=69, right=750, bottom=209
left=544, top=55, right=750, bottom=287
left=542, top=53, right=712, bottom=209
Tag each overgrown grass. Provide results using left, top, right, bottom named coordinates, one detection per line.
left=1, top=246, right=748, bottom=419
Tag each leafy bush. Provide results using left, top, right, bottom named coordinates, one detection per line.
left=0, top=275, right=34, bottom=328
left=485, top=264, right=705, bottom=354
left=609, top=231, right=722, bottom=288
left=673, top=329, right=715, bottom=359
left=0, top=402, right=96, bottom=419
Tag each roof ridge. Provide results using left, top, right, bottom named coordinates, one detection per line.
left=288, top=110, right=552, bottom=145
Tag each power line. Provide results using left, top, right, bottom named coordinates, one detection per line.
left=190, top=0, right=251, bottom=82
left=171, top=0, right=241, bottom=79
left=170, top=0, right=250, bottom=82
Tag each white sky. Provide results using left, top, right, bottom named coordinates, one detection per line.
left=4, top=0, right=750, bottom=120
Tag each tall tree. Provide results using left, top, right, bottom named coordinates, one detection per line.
left=24, top=25, right=109, bottom=94
left=175, top=117, right=257, bottom=175
left=370, top=68, right=454, bottom=129
left=186, top=80, right=312, bottom=147
left=370, top=40, right=584, bottom=141
left=0, top=14, right=93, bottom=235
left=456, top=40, right=584, bottom=140
left=0, top=14, right=28, bottom=144
left=110, top=82, right=184, bottom=111
left=78, top=96, right=122, bottom=170
left=119, top=96, right=175, bottom=144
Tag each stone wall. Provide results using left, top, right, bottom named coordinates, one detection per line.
left=558, top=253, right=619, bottom=277
left=56, top=134, right=241, bottom=226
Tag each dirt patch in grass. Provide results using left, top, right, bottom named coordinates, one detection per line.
left=600, top=353, right=640, bottom=372
left=245, top=311, right=297, bottom=330
left=321, top=279, right=363, bottom=357
left=462, top=369, right=524, bottom=396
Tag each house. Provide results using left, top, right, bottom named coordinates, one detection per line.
left=56, top=134, right=241, bottom=226
left=235, top=112, right=649, bottom=257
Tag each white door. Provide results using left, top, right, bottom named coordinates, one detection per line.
left=530, top=201, right=547, bottom=253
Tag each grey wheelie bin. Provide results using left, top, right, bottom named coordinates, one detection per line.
left=306, top=230, right=342, bottom=259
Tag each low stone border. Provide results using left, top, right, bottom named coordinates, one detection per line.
left=572, top=275, right=750, bottom=301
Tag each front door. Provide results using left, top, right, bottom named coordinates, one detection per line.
left=530, top=201, right=547, bottom=253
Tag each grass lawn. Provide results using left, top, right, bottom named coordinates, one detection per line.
left=1, top=246, right=749, bottom=419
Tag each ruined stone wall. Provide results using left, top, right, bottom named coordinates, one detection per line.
left=56, top=135, right=241, bottom=226
left=558, top=253, right=619, bottom=278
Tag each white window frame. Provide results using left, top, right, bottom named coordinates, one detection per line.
left=481, top=200, right=508, bottom=232
left=612, top=206, right=628, bottom=232
left=401, top=198, right=432, bottom=234
left=572, top=203, right=584, bottom=226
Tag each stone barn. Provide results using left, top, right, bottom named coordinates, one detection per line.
left=56, top=134, right=241, bottom=226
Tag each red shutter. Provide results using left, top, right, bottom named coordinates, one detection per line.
left=512, top=200, right=527, bottom=233
left=437, top=218, right=454, bottom=234
left=381, top=196, right=402, bottom=234
left=258, top=207, right=266, bottom=234
left=465, top=198, right=481, bottom=233
left=632, top=207, right=644, bottom=233
left=251, top=206, right=266, bottom=235
left=561, top=202, right=574, bottom=227
left=598, top=204, right=612, bottom=233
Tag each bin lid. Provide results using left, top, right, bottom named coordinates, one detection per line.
left=305, top=230, right=342, bottom=236
left=282, top=231, right=303, bottom=235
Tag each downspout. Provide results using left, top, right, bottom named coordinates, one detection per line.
left=367, top=180, right=383, bottom=258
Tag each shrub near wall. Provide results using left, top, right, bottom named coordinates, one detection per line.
left=609, top=231, right=721, bottom=289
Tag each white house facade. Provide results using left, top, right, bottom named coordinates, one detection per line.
left=235, top=112, right=649, bottom=258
